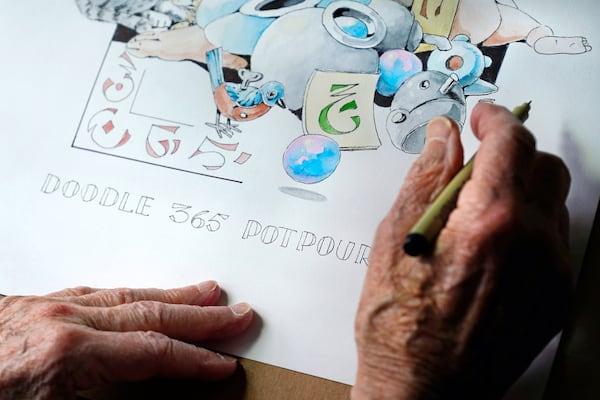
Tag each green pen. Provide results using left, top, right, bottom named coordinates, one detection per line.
left=403, top=101, right=531, bottom=257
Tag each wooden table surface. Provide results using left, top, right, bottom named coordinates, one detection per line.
left=80, top=358, right=352, bottom=400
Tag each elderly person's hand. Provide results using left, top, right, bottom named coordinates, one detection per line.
left=0, top=281, right=253, bottom=399
left=353, top=103, right=573, bottom=399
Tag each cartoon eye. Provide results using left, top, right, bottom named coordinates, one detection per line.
left=268, top=91, right=277, bottom=99
left=420, top=80, right=430, bottom=89
left=391, top=112, right=407, bottom=124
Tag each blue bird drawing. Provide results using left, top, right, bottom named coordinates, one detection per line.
left=206, top=47, right=285, bottom=138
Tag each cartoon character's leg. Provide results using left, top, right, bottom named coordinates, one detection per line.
left=206, top=111, right=233, bottom=139
left=449, top=0, right=502, bottom=45
left=225, top=119, right=241, bottom=135
left=481, top=3, right=592, bottom=54
left=127, top=25, right=248, bottom=69
left=527, top=26, right=592, bottom=55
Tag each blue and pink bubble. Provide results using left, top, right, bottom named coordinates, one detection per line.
left=283, top=135, right=341, bottom=184
left=377, top=49, right=423, bottom=97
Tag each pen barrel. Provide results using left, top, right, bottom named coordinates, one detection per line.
left=409, top=156, right=474, bottom=243
left=403, top=101, right=531, bottom=257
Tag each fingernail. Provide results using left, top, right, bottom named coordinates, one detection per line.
left=217, top=353, right=238, bottom=364
left=197, top=280, right=218, bottom=293
left=426, top=116, right=453, bottom=144
left=230, top=302, right=252, bottom=316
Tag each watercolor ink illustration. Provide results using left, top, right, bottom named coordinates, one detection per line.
left=73, top=0, right=592, bottom=187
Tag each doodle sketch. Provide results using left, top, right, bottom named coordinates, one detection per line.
left=73, top=0, right=592, bottom=187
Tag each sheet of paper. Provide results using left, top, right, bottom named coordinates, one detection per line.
left=1, top=1, right=599, bottom=394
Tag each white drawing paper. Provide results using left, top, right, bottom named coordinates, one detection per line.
left=1, top=1, right=599, bottom=397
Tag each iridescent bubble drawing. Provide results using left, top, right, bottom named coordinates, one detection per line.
left=283, top=135, right=341, bottom=184
left=377, top=49, right=423, bottom=97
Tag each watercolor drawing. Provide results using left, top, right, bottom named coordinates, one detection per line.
left=73, top=0, right=591, bottom=187
left=205, top=47, right=286, bottom=138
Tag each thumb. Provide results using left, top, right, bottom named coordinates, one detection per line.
left=388, top=116, right=464, bottom=235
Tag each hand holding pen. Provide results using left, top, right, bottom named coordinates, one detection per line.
left=353, top=103, right=573, bottom=400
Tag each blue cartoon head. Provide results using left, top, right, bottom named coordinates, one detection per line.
left=260, top=81, right=286, bottom=108
left=427, top=34, right=498, bottom=96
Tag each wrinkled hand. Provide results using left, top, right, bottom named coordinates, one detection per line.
left=0, top=281, right=253, bottom=399
left=353, top=103, right=573, bottom=399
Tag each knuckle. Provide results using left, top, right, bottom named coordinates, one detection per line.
left=456, top=198, right=519, bottom=250
left=393, top=175, right=435, bottom=217
left=69, top=286, right=95, bottom=296
left=55, top=286, right=95, bottom=297
left=43, top=323, right=84, bottom=358
left=132, top=300, right=168, bottom=327
left=110, top=288, right=139, bottom=304
left=138, top=330, right=173, bottom=358
left=163, top=287, right=189, bottom=303
left=136, top=299, right=165, bottom=313
left=406, top=160, right=444, bottom=191
left=37, top=301, right=78, bottom=320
